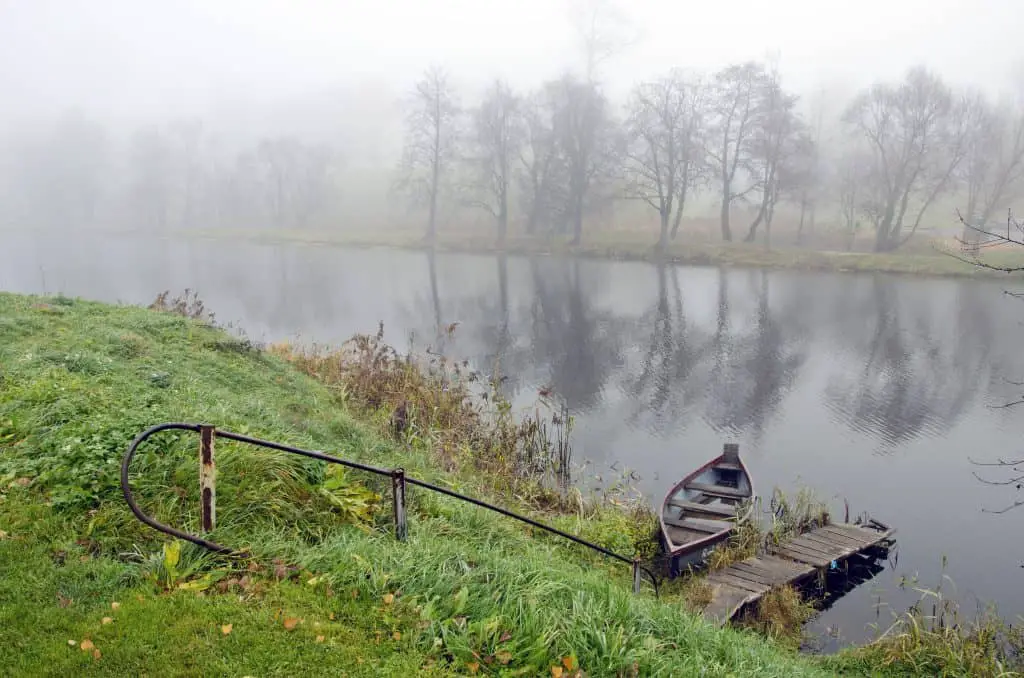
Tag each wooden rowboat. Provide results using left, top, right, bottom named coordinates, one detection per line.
left=659, top=443, right=755, bottom=577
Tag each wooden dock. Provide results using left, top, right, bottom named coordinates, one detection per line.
left=702, top=522, right=895, bottom=625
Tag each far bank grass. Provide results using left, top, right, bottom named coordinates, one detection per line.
left=179, top=226, right=1024, bottom=279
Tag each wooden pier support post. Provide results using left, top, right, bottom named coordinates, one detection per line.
left=632, top=557, right=642, bottom=594
left=392, top=468, right=407, bottom=541
left=199, top=425, right=216, bottom=532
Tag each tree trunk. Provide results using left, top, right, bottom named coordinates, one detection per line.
left=658, top=211, right=670, bottom=252
left=497, top=188, right=508, bottom=247
left=796, top=196, right=807, bottom=245
left=571, top=193, right=584, bottom=246
left=719, top=190, right=732, bottom=242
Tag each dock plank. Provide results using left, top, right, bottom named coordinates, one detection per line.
left=700, top=522, right=896, bottom=626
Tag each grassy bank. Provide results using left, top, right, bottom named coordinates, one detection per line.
left=1, top=291, right=1020, bottom=676
left=179, top=227, right=1024, bottom=279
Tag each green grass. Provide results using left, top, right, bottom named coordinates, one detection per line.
left=178, top=227, right=1024, bottom=279
left=1, top=291, right=1019, bottom=677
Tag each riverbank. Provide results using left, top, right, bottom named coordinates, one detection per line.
left=0, top=291, right=1018, bottom=676
left=179, top=227, right=1024, bottom=280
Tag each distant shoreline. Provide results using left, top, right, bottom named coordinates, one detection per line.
left=167, top=227, right=1024, bottom=280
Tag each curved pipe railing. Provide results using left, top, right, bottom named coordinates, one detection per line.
left=121, top=422, right=660, bottom=597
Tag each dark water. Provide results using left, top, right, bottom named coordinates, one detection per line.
left=4, top=231, right=1024, bottom=649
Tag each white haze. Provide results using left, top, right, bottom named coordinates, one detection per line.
left=1, top=0, right=1023, bottom=239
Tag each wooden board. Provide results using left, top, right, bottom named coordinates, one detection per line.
left=698, top=522, right=896, bottom=625
left=685, top=482, right=749, bottom=499
left=704, top=582, right=759, bottom=626
left=665, top=516, right=734, bottom=533
left=668, top=500, right=737, bottom=517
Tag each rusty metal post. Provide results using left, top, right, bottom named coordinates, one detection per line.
left=392, top=468, right=407, bottom=541
left=199, top=425, right=216, bottom=532
left=632, top=557, right=642, bottom=594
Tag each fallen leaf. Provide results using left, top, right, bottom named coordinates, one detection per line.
left=466, top=662, right=480, bottom=674
left=391, top=631, right=401, bottom=641
left=382, top=593, right=394, bottom=605
left=316, top=635, right=325, bottom=643
left=67, top=640, right=76, bottom=647
left=221, top=624, right=233, bottom=635
left=0, top=530, right=8, bottom=539
left=92, top=649, right=101, bottom=660
left=562, top=655, right=579, bottom=671
left=306, top=576, right=320, bottom=586
left=101, top=617, right=113, bottom=625
left=110, top=602, right=121, bottom=610
left=57, top=594, right=72, bottom=608
left=350, top=589, right=359, bottom=599
left=495, top=650, right=512, bottom=665
left=283, top=617, right=300, bottom=630
left=328, top=612, right=336, bottom=621
left=499, top=632, right=512, bottom=642
left=79, top=639, right=95, bottom=652
left=551, top=667, right=563, bottom=678
left=15, top=477, right=30, bottom=487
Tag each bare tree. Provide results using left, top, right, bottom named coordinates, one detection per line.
left=551, top=75, right=621, bottom=245
left=624, top=69, right=707, bottom=251
left=742, top=61, right=804, bottom=245
left=256, top=137, right=336, bottom=229
left=706, top=62, right=767, bottom=242
left=464, top=79, right=522, bottom=245
left=568, top=0, right=639, bottom=82
left=518, top=85, right=567, bottom=235
left=395, top=66, right=461, bottom=243
left=959, top=93, right=1024, bottom=242
left=843, top=66, right=970, bottom=252
left=837, top=144, right=870, bottom=251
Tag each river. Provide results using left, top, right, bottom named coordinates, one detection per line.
left=3, top=230, right=1024, bottom=650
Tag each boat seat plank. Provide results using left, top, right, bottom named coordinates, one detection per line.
left=665, top=526, right=711, bottom=547
left=684, top=481, right=749, bottom=499
left=713, top=461, right=743, bottom=472
left=664, top=516, right=734, bottom=534
left=667, top=500, right=737, bottom=517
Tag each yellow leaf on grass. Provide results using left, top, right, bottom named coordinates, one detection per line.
left=101, top=617, right=113, bottom=625
left=79, top=639, right=95, bottom=652
left=466, top=662, right=480, bottom=674
left=67, top=640, right=76, bottom=647
left=283, top=617, right=300, bottom=630
left=316, top=635, right=325, bottom=643
left=562, top=655, right=579, bottom=671
left=221, top=624, right=233, bottom=635
left=328, top=613, right=336, bottom=621
left=391, top=631, right=401, bottom=641
left=551, top=667, right=563, bottom=678
left=382, top=593, right=394, bottom=605
left=92, top=649, right=101, bottom=660
left=495, top=650, right=512, bottom=665
left=110, top=602, right=121, bottom=610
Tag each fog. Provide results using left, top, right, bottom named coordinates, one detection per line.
left=2, top=0, right=1024, bottom=245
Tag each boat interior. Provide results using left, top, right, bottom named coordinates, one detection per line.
left=662, top=444, right=752, bottom=549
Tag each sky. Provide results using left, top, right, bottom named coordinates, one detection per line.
left=1, top=0, right=1022, bottom=125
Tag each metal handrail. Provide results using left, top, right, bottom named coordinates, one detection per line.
left=120, top=422, right=660, bottom=597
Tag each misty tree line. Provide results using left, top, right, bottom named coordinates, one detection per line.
left=2, top=59, right=1022, bottom=253
left=396, top=60, right=1024, bottom=252
left=0, top=115, right=344, bottom=235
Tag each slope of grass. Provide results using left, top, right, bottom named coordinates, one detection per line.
left=0, top=291, right=838, bottom=677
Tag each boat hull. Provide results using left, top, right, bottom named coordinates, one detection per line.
left=658, top=443, right=754, bottom=577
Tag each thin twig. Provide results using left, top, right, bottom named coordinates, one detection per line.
left=971, top=471, right=1024, bottom=486
left=981, top=500, right=1024, bottom=515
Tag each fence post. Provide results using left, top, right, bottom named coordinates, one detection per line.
left=632, top=557, right=642, bottom=594
left=392, top=468, right=407, bottom=541
left=199, top=425, right=216, bottom=532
